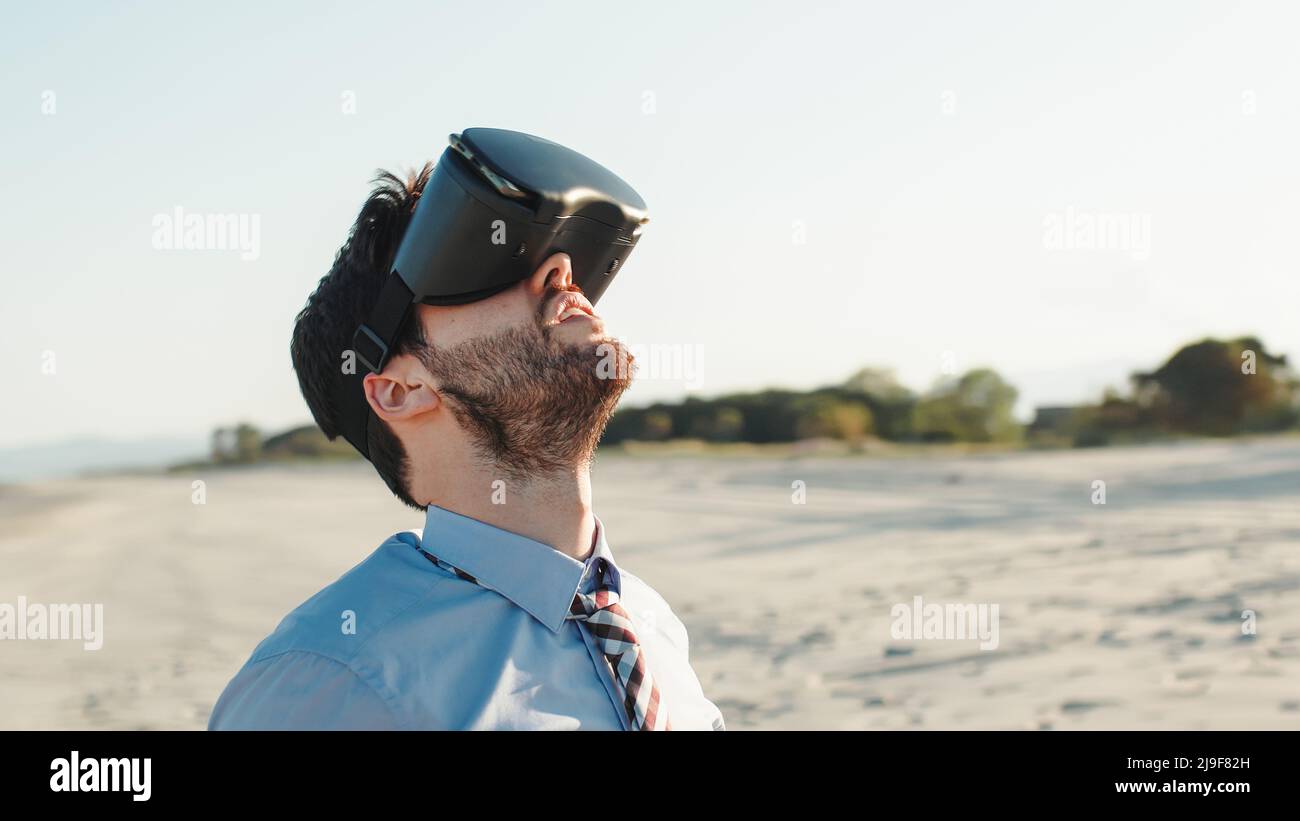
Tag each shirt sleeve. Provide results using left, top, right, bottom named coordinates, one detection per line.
left=207, top=650, right=404, bottom=730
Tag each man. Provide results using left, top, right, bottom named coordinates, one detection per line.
left=208, top=154, right=725, bottom=730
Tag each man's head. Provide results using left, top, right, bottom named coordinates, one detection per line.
left=291, top=166, right=635, bottom=509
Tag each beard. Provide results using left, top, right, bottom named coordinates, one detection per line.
left=420, top=299, right=635, bottom=481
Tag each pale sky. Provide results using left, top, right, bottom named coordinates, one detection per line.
left=3, top=0, right=1298, bottom=450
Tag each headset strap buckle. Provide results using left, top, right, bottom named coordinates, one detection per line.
left=352, top=323, right=389, bottom=374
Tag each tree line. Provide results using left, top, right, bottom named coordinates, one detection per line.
left=600, top=336, right=1299, bottom=447
left=199, top=335, right=1298, bottom=466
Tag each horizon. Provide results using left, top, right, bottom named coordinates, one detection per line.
left=3, top=326, right=1287, bottom=483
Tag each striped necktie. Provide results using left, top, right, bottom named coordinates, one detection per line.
left=565, top=577, right=671, bottom=731
left=418, top=549, right=671, bottom=731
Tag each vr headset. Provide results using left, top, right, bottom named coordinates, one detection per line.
left=336, top=128, right=649, bottom=459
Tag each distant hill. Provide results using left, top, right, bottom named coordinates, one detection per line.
left=261, top=425, right=359, bottom=460
left=0, top=436, right=208, bottom=483
left=164, top=423, right=360, bottom=472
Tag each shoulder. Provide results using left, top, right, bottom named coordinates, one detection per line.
left=243, top=529, right=455, bottom=667
left=209, top=529, right=466, bottom=730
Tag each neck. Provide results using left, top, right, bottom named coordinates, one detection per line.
left=426, top=459, right=598, bottom=562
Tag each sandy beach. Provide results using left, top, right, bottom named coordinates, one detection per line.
left=1, top=437, right=1297, bottom=730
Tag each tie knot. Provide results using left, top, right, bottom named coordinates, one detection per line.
left=570, top=584, right=621, bottom=619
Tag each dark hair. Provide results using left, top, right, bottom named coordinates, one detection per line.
left=290, top=163, right=435, bottom=509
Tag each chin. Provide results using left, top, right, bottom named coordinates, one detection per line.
left=588, top=334, right=635, bottom=388
left=541, top=317, right=636, bottom=387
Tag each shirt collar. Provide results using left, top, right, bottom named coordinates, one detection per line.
left=419, top=504, right=618, bottom=633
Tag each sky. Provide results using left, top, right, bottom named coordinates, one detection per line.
left=3, top=0, right=1299, bottom=451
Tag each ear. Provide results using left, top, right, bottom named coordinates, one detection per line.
left=362, top=352, right=441, bottom=424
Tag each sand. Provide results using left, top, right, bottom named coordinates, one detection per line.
left=1, top=438, right=1297, bottom=730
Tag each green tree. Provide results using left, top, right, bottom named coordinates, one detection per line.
left=232, top=423, right=263, bottom=463
left=793, top=396, right=874, bottom=441
left=210, top=426, right=231, bottom=463
left=913, top=369, right=1021, bottom=443
left=1133, top=337, right=1298, bottom=435
left=841, top=367, right=916, bottom=440
left=688, top=406, right=746, bottom=441
left=842, top=367, right=912, bottom=402
left=641, top=410, right=674, bottom=440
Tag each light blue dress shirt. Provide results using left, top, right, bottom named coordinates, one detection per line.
left=208, top=505, right=725, bottom=730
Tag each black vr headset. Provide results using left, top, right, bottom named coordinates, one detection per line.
left=336, top=128, right=649, bottom=459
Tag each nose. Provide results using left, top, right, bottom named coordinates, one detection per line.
left=528, top=252, right=574, bottom=296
